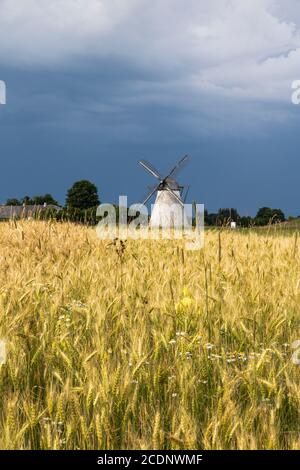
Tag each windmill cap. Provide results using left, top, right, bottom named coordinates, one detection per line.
left=159, top=177, right=180, bottom=190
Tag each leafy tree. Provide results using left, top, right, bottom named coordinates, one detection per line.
left=205, top=212, right=218, bottom=226
left=255, top=207, right=285, bottom=226
left=217, top=208, right=239, bottom=225
left=66, top=180, right=100, bottom=210
left=31, top=193, right=59, bottom=205
left=7, top=194, right=59, bottom=205
left=239, top=216, right=253, bottom=228
left=21, top=196, right=32, bottom=205
left=271, top=208, right=285, bottom=223
left=255, top=207, right=272, bottom=225
left=6, top=198, right=21, bottom=206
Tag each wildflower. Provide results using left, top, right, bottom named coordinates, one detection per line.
left=237, top=352, right=248, bottom=362
left=175, top=289, right=196, bottom=314
left=175, top=297, right=194, bottom=313
left=172, top=393, right=178, bottom=398
left=206, top=343, right=214, bottom=350
left=227, top=354, right=236, bottom=359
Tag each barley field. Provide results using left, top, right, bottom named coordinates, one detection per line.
left=0, top=220, right=300, bottom=450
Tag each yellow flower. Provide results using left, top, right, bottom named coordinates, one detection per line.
left=175, top=295, right=195, bottom=314
left=180, top=297, right=194, bottom=308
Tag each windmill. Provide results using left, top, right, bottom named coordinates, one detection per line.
left=139, top=155, right=190, bottom=229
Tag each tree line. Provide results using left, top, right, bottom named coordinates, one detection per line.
left=5, top=180, right=100, bottom=225
left=5, top=181, right=291, bottom=227
left=205, top=207, right=286, bottom=227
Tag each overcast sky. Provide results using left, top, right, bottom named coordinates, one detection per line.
left=0, top=0, right=300, bottom=215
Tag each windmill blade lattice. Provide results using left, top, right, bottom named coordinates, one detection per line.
left=139, top=160, right=162, bottom=181
left=142, top=184, right=160, bottom=206
left=165, top=154, right=189, bottom=181
left=164, top=184, right=184, bottom=207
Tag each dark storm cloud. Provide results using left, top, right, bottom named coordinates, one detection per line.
left=1, top=0, right=300, bottom=215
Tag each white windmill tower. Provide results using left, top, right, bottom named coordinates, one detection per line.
left=139, top=155, right=190, bottom=229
